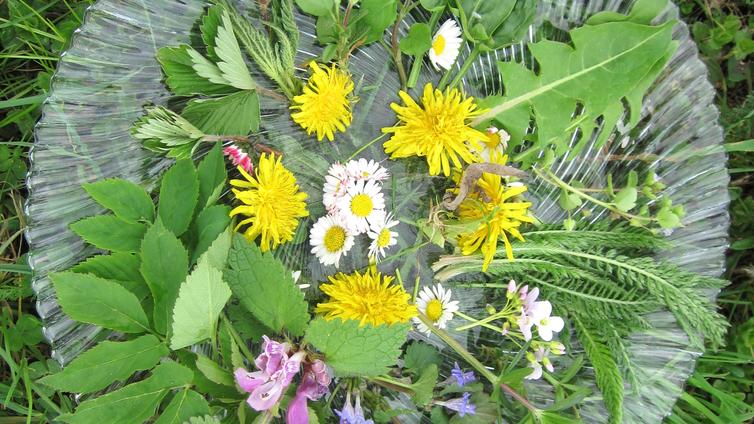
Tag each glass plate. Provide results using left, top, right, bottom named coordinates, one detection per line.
left=26, top=0, right=729, bottom=422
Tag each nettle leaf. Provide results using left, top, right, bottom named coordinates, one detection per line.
left=70, top=215, right=146, bottom=253
left=57, top=361, right=193, bottom=424
left=190, top=206, right=231, bottom=265
left=410, top=364, right=438, bottom=407
left=72, top=253, right=149, bottom=299
left=51, top=272, right=150, bottom=333
left=225, top=235, right=310, bottom=336
left=400, top=23, right=432, bottom=56
left=83, top=179, right=154, bottom=222
left=155, top=389, right=209, bottom=424
left=39, top=335, right=168, bottom=394
left=197, top=143, right=228, bottom=209
left=170, top=257, right=232, bottom=350
left=477, top=17, right=677, bottom=165
left=403, top=341, right=442, bottom=374
left=305, top=318, right=408, bottom=377
left=158, top=159, right=199, bottom=236
left=181, top=90, right=260, bottom=136
left=140, top=219, right=189, bottom=336
left=157, top=46, right=235, bottom=96
left=214, top=11, right=256, bottom=90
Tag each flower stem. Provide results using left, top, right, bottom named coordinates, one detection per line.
left=347, top=133, right=388, bottom=161
left=448, top=45, right=482, bottom=90
left=221, top=312, right=256, bottom=363
left=454, top=310, right=506, bottom=333
left=407, top=9, right=444, bottom=89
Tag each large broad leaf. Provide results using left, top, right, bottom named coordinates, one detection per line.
left=157, top=159, right=199, bottom=237
left=170, top=257, right=232, bottom=350
left=71, top=253, right=149, bottom=299
left=51, top=272, right=150, bottom=333
left=196, top=143, right=227, bottom=210
left=70, top=215, right=146, bottom=253
left=213, top=11, right=256, bottom=90
left=190, top=207, right=231, bottom=265
left=224, top=236, right=310, bottom=337
left=154, top=389, right=210, bottom=424
left=39, top=335, right=168, bottom=394
left=83, top=179, right=154, bottom=222
left=181, top=90, right=260, bottom=136
left=476, top=18, right=677, bottom=165
left=305, top=318, right=408, bottom=377
left=353, top=0, right=397, bottom=43
left=140, top=219, right=189, bottom=336
left=57, top=361, right=193, bottom=424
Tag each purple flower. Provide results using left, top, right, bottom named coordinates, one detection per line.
left=234, top=335, right=302, bottom=412
left=286, top=360, right=332, bottom=424
left=335, top=393, right=374, bottom=424
left=450, top=362, right=476, bottom=387
left=444, top=392, right=476, bottom=417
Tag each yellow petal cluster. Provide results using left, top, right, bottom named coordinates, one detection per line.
left=291, top=62, right=354, bottom=142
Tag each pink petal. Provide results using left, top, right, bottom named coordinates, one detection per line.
left=235, top=368, right=266, bottom=393
left=248, top=379, right=285, bottom=411
left=285, top=392, right=309, bottom=424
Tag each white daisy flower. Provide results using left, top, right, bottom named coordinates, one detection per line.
left=475, top=127, right=510, bottom=163
left=429, top=20, right=463, bottom=71
left=309, top=214, right=355, bottom=268
left=345, top=158, right=389, bottom=182
left=367, top=213, right=399, bottom=260
left=323, top=162, right=351, bottom=212
left=413, top=283, right=460, bottom=335
left=336, top=179, right=386, bottom=234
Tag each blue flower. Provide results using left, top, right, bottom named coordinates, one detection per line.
left=444, top=392, right=476, bottom=417
left=335, top=393, right=374, bottom=424
left=450, top=362, right=476, bottom=387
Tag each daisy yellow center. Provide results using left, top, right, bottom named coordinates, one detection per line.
left=377, top=228, right=392, bottom=248
left=350, top=194, right=373, bottom=218
left=316, top=270, right=418, bottom=327
left=484, top=132, right=502, bottom=149
left=432, top=34, right=446, bottom=55
left=291, top=62, right=354, bottom=142
left=324, top=226, right=347, bottom=253
left=426, top=299, right=444, bottom=322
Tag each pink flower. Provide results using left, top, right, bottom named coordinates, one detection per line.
left=224, top=144, right=253, bottom=174
left=286, top=360, right=332, bottom=424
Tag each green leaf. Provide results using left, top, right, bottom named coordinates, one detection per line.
left=155, top=389, right=210, bottom=424
left=83, top=179, right=154, bottom=222
left=156, top=46, right=235, bottom=96
left=132, top=107, right=206, bottom=158
left=181, top=90, right=260, bottom=136
left=305, top=318, right=408, bottom=377
left=460, top=0, right=535, bottom=50
left=195, top=354, right=234, bottom=387
left=214, top=11, right=255, bottom=90
left=191, top=212, right=231, bottom=266
left=72, top=253, right=149, bottom=299
left=558, top=189, right=582, bottom=211
left=158, top=159, right=199, bottom=236
left=354, top=0, right=397, bottom=43
left=225, top=236, right=310, bottom=336
left=403, top=342, right=442, bottom=374
left=613, top=187, right=638, bottom=212
left=186, top=416, right=221, bottom=424
left=295, top=0, right=335, bottom=16
left=39, top=335, right=168, bottom=394
left=51, top=272, right=150, bottom=333
left=170, top=258, right=232, bottom=350
left=201, top=6, right=224, bottom=61
left=400, top=23, right=432, bottom=56
left=197, top=143, right=227, bottom=209
left=70, top=216, right=147, bottom=253
left=140, top=219, right=189, bottom=336
left=419, top=0, right=446, bottom=12
left=656, top=207, right=682, bottom=229
left=57, top=361, right=193, bottom=424
left=410, top=364, right=438, bottom=406
left=586, top=0, right=669, bottom=25
left=478, top=19, right=677, bottom=165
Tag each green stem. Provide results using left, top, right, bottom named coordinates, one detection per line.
left=220, top=313, right=256, bottom=363
left=454, top=310, right=506, bottom=333
left=448, top=45, right=482, bottom=89
left=347, top=133, right=388, bottom=161
left=372, top=375, right=414, bottom=391
left=407, top=9, right=444, bottom=89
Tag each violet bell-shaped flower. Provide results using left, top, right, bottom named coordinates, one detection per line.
left=336, top=392, right=374, bottom=424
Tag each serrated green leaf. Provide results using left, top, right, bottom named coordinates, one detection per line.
left=185, top=416, right=221, bottom=424
left=188, top=48, right=229, bottom=86
left=192, top=219, right=232, bottom=268
left=83, top=179, right=154, bottom=222
left=305, top=318, right=408, bottom=377
left=197, top=143, right=227, bottom=209
left=410, top=364, right=438, bottom=406
left=181, top=90, right=260, bottom=136
left=39, top=335, right=167, bottom=394
left=140, top=219, right=189, bottom=336
left=170, top=258, right=232, bottom=350
left=400, top=23, right=432, bottom=56
left=57, top=361, right=193, bottom=424
left=158, top=159, right=199, bottom=236
left=72, top=253, right=149, bottom=299
left=70, top=215, right=146, bottom=253
left=132, top=106, right=206, bottom=149
left=201, top=6, right=224, bottom=61
left=195, top=354, right=234, bottom=387
left=51, top=272, right=150, bottom=333
left=403, top=342, right=442, bottom=374
left=613, top=187, right=638, bottom=212
left=225, top=235, right=310, bottom=336
left=155, top=389, right=210, bottom=424
left=157, top=46, right=235, bottom=96
left=214, top=11, right=255, bottom=90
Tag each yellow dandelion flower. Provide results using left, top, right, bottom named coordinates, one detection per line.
left=316, top=269, right=417, bottom=327
left=456, top=174, right=534, bottom=271
left=230, top=153, right=308, bottom=252
left=382, top=83, right=487, bottom=176
left=291, top=62, right=354, bottom=142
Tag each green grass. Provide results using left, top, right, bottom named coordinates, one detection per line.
left=0, top=0, right=752, bottom=422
